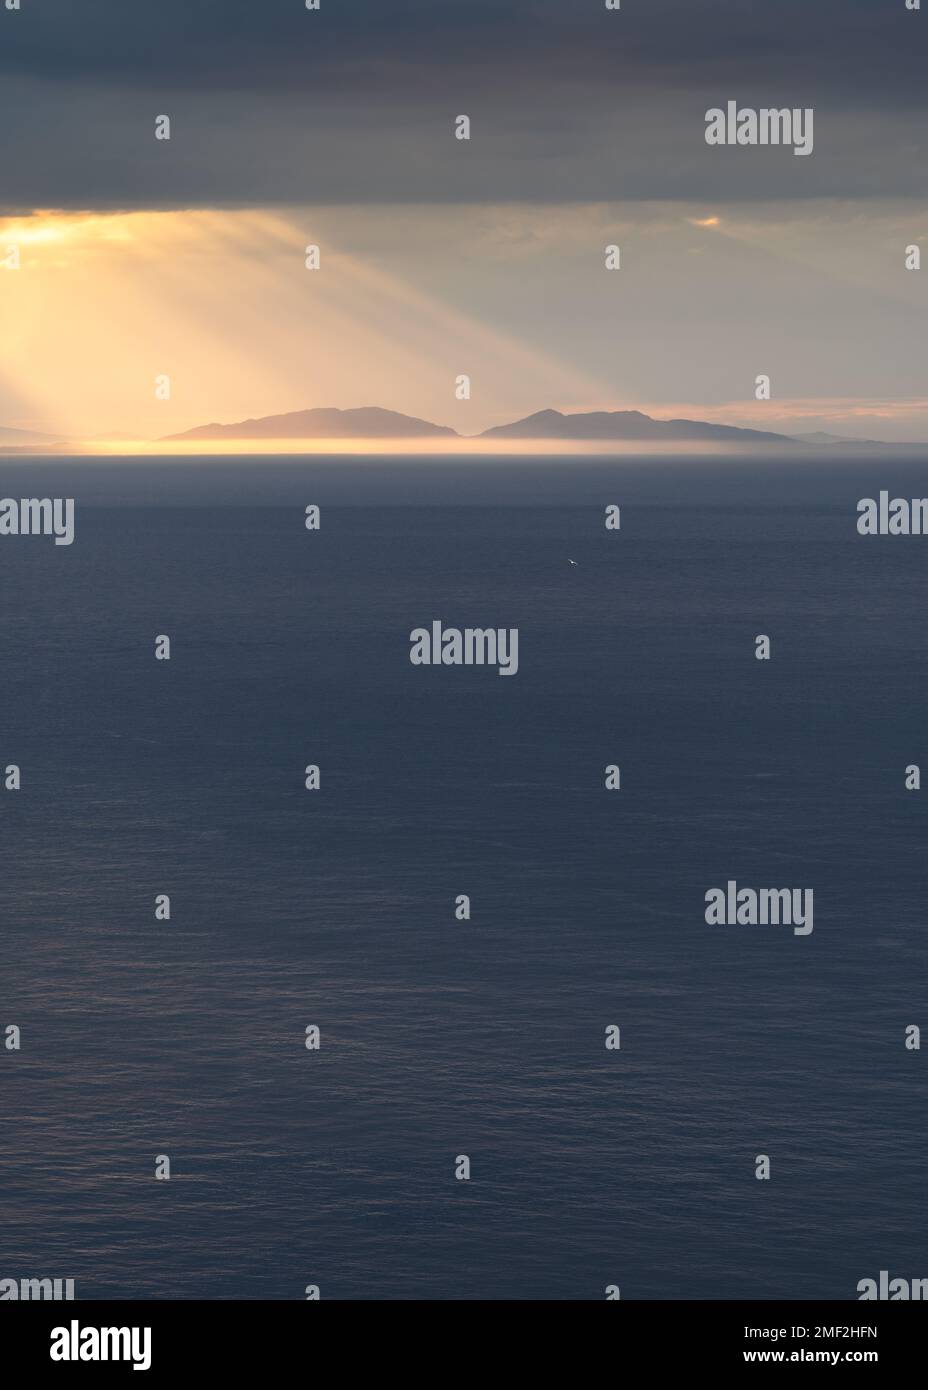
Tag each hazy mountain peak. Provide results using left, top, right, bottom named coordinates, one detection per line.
left=140, top=404, right=921, bottom=449
left=0, top=425, right=62, bottom=443
left=162, top=406, right=458, bottom=442
left=480, top=408, right=794, bottom=444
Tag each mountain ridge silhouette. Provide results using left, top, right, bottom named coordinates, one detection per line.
left=161, top=405, right=796, bottom=444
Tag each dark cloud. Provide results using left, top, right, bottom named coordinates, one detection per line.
left=2, top=0, right=924, bottom=100
left=1, top=0, right=924, bottom=209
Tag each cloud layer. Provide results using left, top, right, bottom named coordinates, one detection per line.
left=2, top=0, right=925, bottom=210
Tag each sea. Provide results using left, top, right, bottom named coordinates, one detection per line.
left=1, top=453, right=926, bottom=1300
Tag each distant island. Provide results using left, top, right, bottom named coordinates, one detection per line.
left=2, top=409, right=926, bottom=455
left=0, top=425, right=64, bottom=445
left=163, top=407, right=457, bottom=442
left=478, top=409, right=794, bottom=445
left=162, top=405, right=795, bottom=446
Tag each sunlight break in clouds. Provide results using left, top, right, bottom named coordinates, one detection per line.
left=0, top=207, right=607, bottom=442
left=2, top=198, right=927, bottom=445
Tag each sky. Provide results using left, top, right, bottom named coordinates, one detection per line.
left=0, top=0, right=925, bottom=444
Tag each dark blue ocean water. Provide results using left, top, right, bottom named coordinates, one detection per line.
left=1, top=455, right=927, bottom=1300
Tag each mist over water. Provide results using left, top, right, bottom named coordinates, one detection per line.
left=3, top=449, right=928, bottom=509
left=1, top=455, right=926, bottom=1299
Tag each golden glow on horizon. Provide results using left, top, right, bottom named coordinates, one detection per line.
left=0, top=207, right=612, bottom=442
left=34, top=436, right=779, bottom=460
left=3, top=206, right=926, bottom=445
